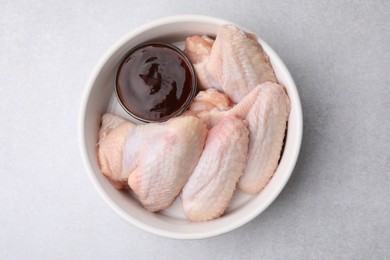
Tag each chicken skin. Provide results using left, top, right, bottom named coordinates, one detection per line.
left=233, top=83, right=290, bottom=194
left=97, top=113, right=207, bottom=211
left=181, top=115, right=249, bottom=221
left=188, top=82, right=291, bottom=194
left=185, top=25, right=277, bottom=103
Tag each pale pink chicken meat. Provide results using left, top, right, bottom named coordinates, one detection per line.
left=188, top=82, right=291, bottom=194
left=234, top=83, right=290, bottom=194
left=187, top=88, right=232, bottom=128
left=97, top=113, right=207, bottom=211
left=98, top=114, right=136, bottom=189
left=184, top=35, right=213, bottom=90
left=184, top=25, right=277, bottom=103
left=181, top=115, right=249, bottom=221
left=189, top=88, right=231, bottom=113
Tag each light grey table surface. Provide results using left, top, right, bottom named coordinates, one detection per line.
left=1, top=1, right=389, bottom=259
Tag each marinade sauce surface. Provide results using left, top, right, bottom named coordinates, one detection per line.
left=116, top=43, right=194, bottom=122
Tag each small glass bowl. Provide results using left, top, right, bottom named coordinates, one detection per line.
left=114, top=42, right=197, bottom=123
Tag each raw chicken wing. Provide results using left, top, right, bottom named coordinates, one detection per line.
left=188, top=82, right=291, bottom=194
left=97, top=113, right=208, bottom=211
left=233, top=83, right=291, bottom=194
left=185, top=25, right=277, bottom=103
left=181, top=115, right=249, bottom=221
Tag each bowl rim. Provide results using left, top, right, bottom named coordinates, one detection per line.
left=79, top=14, right=303, bottom=239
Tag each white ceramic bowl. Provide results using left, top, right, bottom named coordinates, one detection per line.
left=79, top=15, right=302, bottom=239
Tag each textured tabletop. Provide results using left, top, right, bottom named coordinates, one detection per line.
left=1, top=1, right=389, bottom=259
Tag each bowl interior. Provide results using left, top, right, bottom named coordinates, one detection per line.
left=80, top=15, right=302, bottom=239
